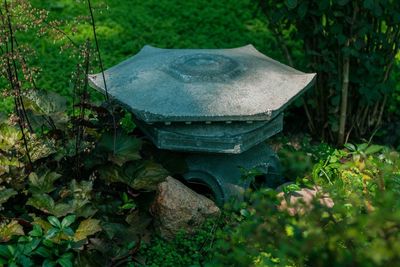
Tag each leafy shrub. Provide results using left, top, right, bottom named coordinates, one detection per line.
left=0, top=215, right=100, bottom=267
left=275, top=135, right=335, bottom=180
left=135, top=219, right=219, bottom=267
left=209, top=144, right=400, bottom=266
left=257, top=0, right=400, bottom=144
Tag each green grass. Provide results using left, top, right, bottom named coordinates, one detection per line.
left=1, top=0, right=283, bottom=113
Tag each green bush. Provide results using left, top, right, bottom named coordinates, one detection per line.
left=135, top=219, right=219, bottom=267
left=209, top=144, right=400, bottom=267
left=257, top=0, right=400, bottom=144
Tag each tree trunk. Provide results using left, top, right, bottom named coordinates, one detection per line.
left=338, top=54, right=350, bottom=146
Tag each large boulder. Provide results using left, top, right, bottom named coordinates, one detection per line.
left=151, top=176, right=220, bottom=239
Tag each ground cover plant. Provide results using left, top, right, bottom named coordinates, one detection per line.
left=0, top=0, right=399, bottom=266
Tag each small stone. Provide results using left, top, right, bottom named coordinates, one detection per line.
left=277, top=186, right=334, bottom=216
left=151, top=176, right=220, bottom=240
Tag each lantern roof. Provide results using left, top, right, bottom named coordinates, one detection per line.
left=89, top=45, right=315, bottom=123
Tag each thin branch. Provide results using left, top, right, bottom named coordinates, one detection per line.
left=87, top=0, right=109, bottom=100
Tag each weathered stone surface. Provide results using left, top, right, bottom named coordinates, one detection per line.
left=136, top=113, right=283, bottom=154
left=151, top=176, right=220, bottom=239
left=184, top=142, right=283, bottom=205
left=89, top=45, right=316, bottom=123
left=277, top=186, right=334, bottom=216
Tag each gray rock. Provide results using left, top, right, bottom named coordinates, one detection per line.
left=151, top=176, right=220, bottom=239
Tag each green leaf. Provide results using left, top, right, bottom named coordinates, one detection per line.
left=47, top=216, right=61, bottom=228
left=0, top=245, right=11, bottom=258
left=121, top=203, right=136, bottom=210
left=365, top=145, right=383, bottom=155
left=28, top=138, right=57, bottom=162
left=19, top=255, right=34, bottom=267
left=42, top=259, right=57, bottom=267
left=357, top=143, right=368, bottom=152
left=45, top=228, right=59, bottom=239
left=122, top=192, right=128, bottom=203
left=98, top=132, right=142, bottom=166
left=28, top=224, right=43, bottom=237
left=129, top=161, right=168, bottom=190
left=63, top=228, right=74, bottom=237
left=73, top=219, right=102, bottom=242
left=344, top=143, right=356, bottom=151
left=337, top=0, right=349, bottom=5
left=285, top=0, right=297, bottom=9
left=52, top=203, right=75, bottom=218
left=297, top=2, right=308, bottom=18
left=61, top=215, right=76, bottom=228
left=0, top=123, right=22, bottom=151
left=27, top=194, right=74, bottom=217
left=23, top=90, right=67, bottom=114
left=23, top=90, right=68, bottom=130
left=0, top=220, right=24, bottom=242
left=57, top=253, right=73, bottom=267
left=0, top=188, right=17, bottom=205
left=28, top=171, right=61, bottom=194
left=99, top=161, right=168, bottom=191
left=27, top=194, right=55, bottom=215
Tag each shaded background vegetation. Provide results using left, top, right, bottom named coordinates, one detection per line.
left=2, top=0, right=397, bottom=147
left=4, top=0, right=284, bottom=109
left=0, top=0, right=400, bottom=266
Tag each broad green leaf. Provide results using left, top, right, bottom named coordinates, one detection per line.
left=0, top=245, right=11, bottom=258
left=125, top=211, right=152, bottom=233
left=0, top=188, right=17, bottom=205
left=128, top=161, right=168, bottom=191
left=121, top=203, right=136, bottom=210
left=357, top=143, right=368, bottom=152
left=98, top=132, right=142, bottom=166
left=57, top=253, right=73, bottom=267
left=61, top=215, right=76, bottom=228
left=27, top=194, right=74, bottom=217
left=344, top=143, right=356, bottom=151
left=337, top=0, right=349, bottom=5
left=27, top=194, right=55, bottom=215
left=45, top=228, right=59, bottom=239
left=32, top=217, right=52, bottom=233
left=297, top=2, right=308, bottom=18
left=285, top=0, right=297, bottom=9
left=0, top=124, right=22, bottom=151
left=47, top=216, right=61, bottom=228
left=365, top=145, right=383, bottom=155
left=52, top=203, right=75, bottom=218
left=23, top=90, right=67, bottom=114
left=99, top=161, right=168, bottom=191
left=73, top=219, right=102, bottom=242
left=43, top=258, right=57, bottom=267
left=63, top=228, right=74, bottom=237
left=28, top=224, right=43, bottom=237
left=28, top=171, right=61, bottom=194
left=28, top=138, right=57, bottom=162
left=19, top=255, right=34, bottom=267
left=0, top=220, right=24, bottom=242
left=23, top=90, right=68, bottom=130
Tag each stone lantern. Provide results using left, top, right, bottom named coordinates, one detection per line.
left=89, top=45, right=316, bottom=204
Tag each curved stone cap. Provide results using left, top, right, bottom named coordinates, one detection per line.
left=89, top=45, right=316, bottom=123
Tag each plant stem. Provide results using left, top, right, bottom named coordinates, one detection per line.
left=87, top=0, right=109, bottom=100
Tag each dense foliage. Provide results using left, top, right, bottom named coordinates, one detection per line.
left=0, top=0, right=399, bottom=266
left=257, top=0, right=400, bottom=145
left=210, top=144, right=400, bottom=266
